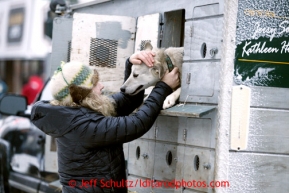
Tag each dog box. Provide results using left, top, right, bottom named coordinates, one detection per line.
left=48, top=0, right=289, bottom=192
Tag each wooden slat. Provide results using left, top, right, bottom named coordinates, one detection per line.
left=229, top=152, right=289, bottom=192
left=251, top=86, right=289, bottom=109
left=242, top=108, right=289, bottom=154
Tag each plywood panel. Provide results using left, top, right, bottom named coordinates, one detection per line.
left=134, top=13, right=160, bottom=52
left=71, top=13, right=136, bottom=93
left=243, top=109, right=289, bottom=154
left=174, top=145, right=186, bottom=190
left=156, top=116, right=179, bottom=143
left=193, top=3, right=219, bottom=18
left=152, top=142, right=178, bottom=193
left=180, top=62, right=220, bottom=104
left=183, top=22, right=192, bottom=61
left=127, top=139, right=155, bottom=178
left=127, top=175, right=152, bottom=193
left=185, top=118, right=213, bottom=148
left=229, top=152, right=289, bottom=193
left=182, top=147, right=215, bottom=193
left=250, top=86, right=289, bottom=109
left=153, top=142, right=178, bottom=180
left=123, top=142, right=129, bottom=161
left=190, top=17, right=223, bottom=60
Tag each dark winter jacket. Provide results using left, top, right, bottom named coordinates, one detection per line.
left=30, top=59, right=173, bottom=193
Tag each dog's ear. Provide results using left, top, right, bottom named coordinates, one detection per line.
left=91, top=69, right=99, bottom=86
left=151, top=65, right=165, bottom=79
left=144, top=42, right=153, bottom=51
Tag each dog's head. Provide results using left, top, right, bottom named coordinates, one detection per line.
left=120, top=42, right=167, bottom=95
left=120, top=63, right=165, bottom=95
left=120, top=42, right=183, bottom=95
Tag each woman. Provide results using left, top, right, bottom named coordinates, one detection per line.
left=31, top=50, right=180, bottom=193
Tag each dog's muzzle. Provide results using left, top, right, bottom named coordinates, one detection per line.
left=120, top=85, right=143, bottom=95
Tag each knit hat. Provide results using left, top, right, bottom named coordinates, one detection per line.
left=50, top=61, right=99, bottom=104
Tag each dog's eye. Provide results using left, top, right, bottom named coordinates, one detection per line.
left=133, top=73, right=139, bottom=78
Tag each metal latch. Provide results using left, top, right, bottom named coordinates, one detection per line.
left=186, top=73, right=191, bottom=84
left=183, top=129, right=187, bottom=141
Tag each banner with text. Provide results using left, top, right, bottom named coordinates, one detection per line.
left=234, top=0, right=289, bottom=88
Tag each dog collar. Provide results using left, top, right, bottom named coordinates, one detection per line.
left=165, top=54, right=174, bottom=72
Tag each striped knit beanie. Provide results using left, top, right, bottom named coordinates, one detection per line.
left=50, top=61, right=96, bottom=104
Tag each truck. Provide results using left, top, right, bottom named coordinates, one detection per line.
left=0, top=0, right=52, bottom=95
left=1, top=0, right=289, bottom=192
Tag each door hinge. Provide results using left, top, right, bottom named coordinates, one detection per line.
left=131, top=32, right=135, bottom=40
left=160, top=30, right=163, bottom=41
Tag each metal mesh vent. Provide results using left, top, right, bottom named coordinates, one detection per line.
left=67, top=41, right=71, bottom=62
left=140, top=40, right=151, bottom=50
left=89, top=38, right=118, bottom=68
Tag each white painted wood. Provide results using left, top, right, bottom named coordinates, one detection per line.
left=180, top=62, right=220, bottom=104
left=230, top=85, right=251, bottom=151
left=193, top=2, right=220, bottom=18
left=151, top=143, right=179, bottom=193
left=71, top=13, right=136, bottom=93
left=229, top=152, right=289, bottom=193
left=191, top=0, right=224, bottom=18
left=134, top=13, right=161, bottom=52
left=183, top=21, right=192, bottom=61
left=123, top=142, right=129, bottom=161
left=155, top=116, right=179, bottom=143
left=127, top=175, right=152, bottom=193
left=185, top=118, right=213, bottom=148
left=182, top=148, right=215, bottom=193
left=183, top=188, right=206, bottom=193
left=127, top=139, right=155, bottom=178
left=246, top=108, right=289, bottom=154
left=153, top=142, right=178, bottom=180
left=214, top=1, right=237, bottom=192
left=190, top=17, right=223, bottom=60
left=250, top=86, right=289, bottom=109
left=174, top=145, right=186, bottom=193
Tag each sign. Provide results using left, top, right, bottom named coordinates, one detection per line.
left=7, top=7, right=25, bottom=44
left=234, top=0, right=289, bottom=88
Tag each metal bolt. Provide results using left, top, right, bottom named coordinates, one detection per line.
left=210, top=48, right=218, bottom=57
left=203, top=163, right=211, bottom=170
left=142, top=153, right=149, bottom=159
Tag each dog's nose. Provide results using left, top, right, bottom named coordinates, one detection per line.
left=120, top=87, right=125, bottom=93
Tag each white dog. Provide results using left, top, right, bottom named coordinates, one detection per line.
left=120, top=42, right=183, bottom=109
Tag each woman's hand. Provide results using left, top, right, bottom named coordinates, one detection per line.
left=129, top=50, right=155, bottom=67
left=161, top=67, right=180, bottom=90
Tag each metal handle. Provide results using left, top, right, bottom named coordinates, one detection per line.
left=210, top=48, right=218, bottom=57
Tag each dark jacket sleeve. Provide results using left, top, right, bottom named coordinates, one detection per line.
left=110, top=58, right=144, bottom=116
left=79, top=81, right=172, bottom=148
